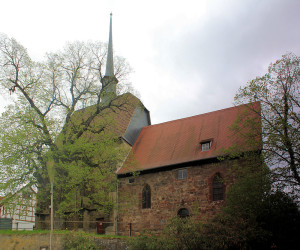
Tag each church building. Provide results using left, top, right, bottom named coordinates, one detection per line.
left=100, top=15, right=261, bottom=236
left=116, top=101, right=260, bottom=235
left=36, top=14, right=261, bottom=236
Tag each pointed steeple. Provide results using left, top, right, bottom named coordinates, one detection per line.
left=105, top=13, right=114, bottom=76
left=102, top=13, right=118, bottom=104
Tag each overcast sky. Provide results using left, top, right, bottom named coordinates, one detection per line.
left=0, top=0, right=299, bottom=124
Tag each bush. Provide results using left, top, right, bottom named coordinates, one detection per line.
left=128, top=217, right=205, bottom=250
left=257, top=191, right=300, bottom=249
left=127, top=232, right=169, bottom=250
left=62, top=231, right=97, bottom=250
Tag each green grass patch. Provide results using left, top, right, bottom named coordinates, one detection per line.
left=0, top=229, right=50, bottom=235
left=0, top=229, right=128, bottom=239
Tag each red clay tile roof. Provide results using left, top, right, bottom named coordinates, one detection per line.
left=117, top=102, right=261, bottom=174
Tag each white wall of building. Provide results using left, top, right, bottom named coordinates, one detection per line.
left=0, top=186, right=36, bottom=230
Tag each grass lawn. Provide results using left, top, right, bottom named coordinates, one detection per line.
left=0, top=229, right=128, bottom=239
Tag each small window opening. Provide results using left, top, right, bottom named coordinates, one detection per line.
left=128, top=178, right=135, bottom=183
left=213, top=173, right=224, bottom=201
left=178, top=208, right=189, bottom=218
left=201, top=141, right=211, bottom=151
left=178, top=169, right=187, bottom=180
left=142, top=184, right=151, bottom=209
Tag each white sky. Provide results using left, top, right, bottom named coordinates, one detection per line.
left=0, top=0, right=299, bottom=124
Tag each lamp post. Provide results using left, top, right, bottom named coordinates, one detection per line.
left=50, top=179, right=53, bottom=250
left=47, top=160, right=55, bottom=250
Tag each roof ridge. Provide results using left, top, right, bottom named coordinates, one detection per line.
left=144, top=101, right=259, bottom=129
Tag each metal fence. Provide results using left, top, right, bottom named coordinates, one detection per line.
left=0, top=219, right=163, bottom=236
left=34, top=220, right=163, bottom=236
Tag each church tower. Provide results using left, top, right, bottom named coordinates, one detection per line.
left=101, top=13, right=118, bottom=104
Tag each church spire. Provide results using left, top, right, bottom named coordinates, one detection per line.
left=105, top=13, right=114, bottom=76
left=101, top=13, right=118, bottom=104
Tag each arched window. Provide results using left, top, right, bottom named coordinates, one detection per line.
left=142, top=184, right=151, bottom=209
left=178, top=208, right=189, bottom=218
left=213, top=173, right=224, bottom=201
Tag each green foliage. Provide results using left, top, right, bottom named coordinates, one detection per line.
left=127, top=233, right=166, bottom=250
left=223, top=155, right=271, bottom=218
left=127, top=217, right=204, bottom=250
left=203, top=163, right=272, bottom=249
left=62, top=231, right=97, bottom=250
left=54, top=115, right=127, bottom=217
left=257, top=191, right=300, bottom=249
left=234, top=52, right=300, bottom=196
left=0, top=104, right=50, bottom=194
left=0, top=229, right=128, bottom=238
left=203, top=191, right=300, bottom=250
left=210, top=153, right=299, bottom=249
left=0, top=229, right=51, bottom=235
left=0, top=34, right=134, bottom=216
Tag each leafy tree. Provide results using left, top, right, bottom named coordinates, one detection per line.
left=0, top=34, right=134, bottom=216
left=234, top=53, right=300, bottom=196
left=257, top=190, right=300, bottom=249
left=201, top=183, right=300, bottom=249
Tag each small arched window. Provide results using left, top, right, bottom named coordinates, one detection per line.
left=142, top=184, right=151, bottom=209
left=213, top=173, right=224, bottom=201
left=178, top=208, right=189, bottom=218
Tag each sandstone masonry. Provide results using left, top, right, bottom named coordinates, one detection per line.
left=117, top=160, right=230, bottom=235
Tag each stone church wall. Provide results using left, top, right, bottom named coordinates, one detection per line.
left=117, top=160, right=231, bottom=236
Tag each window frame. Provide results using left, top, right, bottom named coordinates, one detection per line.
left=128, top=178, right=135, bottom=184
left=201, top=141, right=212, bottom=151
left=177, top=169, right=187, bottom=180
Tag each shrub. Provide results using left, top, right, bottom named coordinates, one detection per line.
left=257, top=191, right=300, bottom=249
left=62, top=231, right=97, bottom=250
left=128, top=217, right=205, bottom=250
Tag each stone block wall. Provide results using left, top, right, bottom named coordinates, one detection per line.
left=117, top=160, right=230, bottom=235
left=0, top=234, right=128, bottom=250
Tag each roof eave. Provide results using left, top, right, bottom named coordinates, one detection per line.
left=117, top=148, right=262, bottom=177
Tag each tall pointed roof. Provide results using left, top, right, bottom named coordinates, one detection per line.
left=105, top=13, right=114, bottom=77
left=63, top=93, right=150, bottom=146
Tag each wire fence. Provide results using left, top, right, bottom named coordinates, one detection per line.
left=36, top=220, right=145, bottom=236
left=0, top=219, right=163, bottom=236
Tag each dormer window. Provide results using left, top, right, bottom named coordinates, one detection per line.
left=201, top=141, right=212, bottom=151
